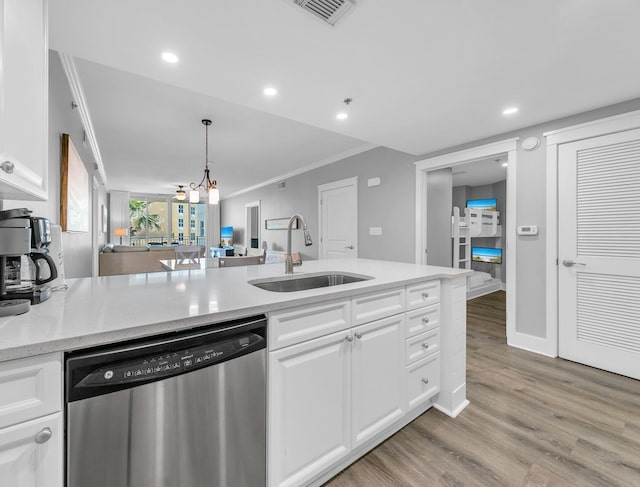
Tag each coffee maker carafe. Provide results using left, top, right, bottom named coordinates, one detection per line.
left=0, top=208, right=58, bottom=305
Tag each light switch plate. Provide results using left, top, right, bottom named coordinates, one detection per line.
left=367, top=177, right=381, bottom=187
left=369, top=227, right=382, bottom=236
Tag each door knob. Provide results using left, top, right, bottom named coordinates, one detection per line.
left=344, top=245, right=354, bottom=249
left=34, top=427, right=52, bottom=444
left=562, top=259, right=586, bottom=267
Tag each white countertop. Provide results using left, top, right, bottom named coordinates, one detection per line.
left=0, top=259, right=471, bottom=362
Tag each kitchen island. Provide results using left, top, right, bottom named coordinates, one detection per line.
left=0, top=258, right=472, bottom=487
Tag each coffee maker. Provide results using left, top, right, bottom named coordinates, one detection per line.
left=0, top=208, right=58, bottom=305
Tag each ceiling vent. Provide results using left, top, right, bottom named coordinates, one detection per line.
left=292, top=0, right=355, bottom=26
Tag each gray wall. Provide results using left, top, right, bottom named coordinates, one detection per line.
left=426, top=168, right=452, bottom=267
left=1, top=51, right=107, bottom=278
left=221, top=146, right=418, bottom=263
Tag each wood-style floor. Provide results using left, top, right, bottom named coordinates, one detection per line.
left=324, top=291, right=640, bottom=486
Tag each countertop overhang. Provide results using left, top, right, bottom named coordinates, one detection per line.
left=0, top=259, right=472, bottom=362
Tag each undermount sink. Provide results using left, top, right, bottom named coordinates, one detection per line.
left=249, top=272, right=373, bottom=292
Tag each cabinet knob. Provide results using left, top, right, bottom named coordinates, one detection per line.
left=1, top=161, right=14, bottom=174
left=422, top=317, right=429, bottom=324
left=345, top=335, right=354, bottom=342
left=421, top=378, right=429, bottom=385
left=355, top=332, right=363, bottom=339
left=34, top=427, right=52, bottom=444
left=421, top=292, right=429, bottom=299
left=422, top=343, right=430, bottom=350
left=344, top=245, right=354, bottom=250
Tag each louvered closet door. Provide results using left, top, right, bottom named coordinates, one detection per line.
left=558, top=128, right=640, bottom=379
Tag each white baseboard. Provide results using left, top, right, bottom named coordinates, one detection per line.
left=434, top=399, right=470, bottom=418
left=507, top=331, right=557, bottom=357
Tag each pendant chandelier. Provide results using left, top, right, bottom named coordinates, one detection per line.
left=189, top=119, right=219, bottom=204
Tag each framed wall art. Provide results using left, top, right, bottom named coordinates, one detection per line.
left=265, top=218, right=298, bottom=230
left=60, top=134, right=89, bottom=232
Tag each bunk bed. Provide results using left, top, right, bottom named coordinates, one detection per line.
left=451, top=206, right=503, bottom=299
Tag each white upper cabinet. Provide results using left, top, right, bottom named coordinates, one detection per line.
left=0, top=0, right=48, bottom=200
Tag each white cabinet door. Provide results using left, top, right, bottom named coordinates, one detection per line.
left=269, top=330, right=352, bottom=487
left=0, top=413, right=62, bottom=487
left=351, top=314, right=404, bottom=448
left=0, top=0, right=48, bottom=200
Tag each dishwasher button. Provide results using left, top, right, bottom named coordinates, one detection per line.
left=104, top=370, right=114, bottom=380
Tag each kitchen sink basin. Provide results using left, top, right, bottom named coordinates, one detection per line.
left=249, top=272, right=373, bottom=292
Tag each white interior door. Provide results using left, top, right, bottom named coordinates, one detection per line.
left=318, top=178, right=357, bottom=259
left=558, top=128, right=640, bottom=379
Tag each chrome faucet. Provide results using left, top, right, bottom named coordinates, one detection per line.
left=285, top=214, right=313, bottom=274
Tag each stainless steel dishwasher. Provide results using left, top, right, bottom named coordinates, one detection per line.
left=65, top=315, right=266, bottom=487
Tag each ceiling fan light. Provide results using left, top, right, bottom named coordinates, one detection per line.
left=189, top=189, right=200, bottom=203
left=175, top=185, right=187, bottom=200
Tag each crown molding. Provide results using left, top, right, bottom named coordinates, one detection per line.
left=222, top=142, right=377, bottom=200
left=58, top=52, right=108, bottom=188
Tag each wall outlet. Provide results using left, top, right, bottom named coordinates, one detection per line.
left=369, top=227, right=382, bottom=236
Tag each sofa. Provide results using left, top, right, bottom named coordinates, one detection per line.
left=99, top=245, right=204, bottom=276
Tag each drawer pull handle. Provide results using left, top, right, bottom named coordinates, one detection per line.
left=345, top=335, right=354, bottom=342
left=422, top=292, right=429, bottom=299
left=355, top=332, right=363, bottom=339
left=421, top=378, right=429, bottom=385
left=1, top=161, right=14, bottom=174
left=34, top=427, right=52, bottom=444
left=422, top=343, right=430, bottom=349
left=422, top=317, right=429, bottom=324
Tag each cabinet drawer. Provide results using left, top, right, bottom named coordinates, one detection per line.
left=352, top=287, right=405, bottom=326
left=268, top=299, right=351, bottom=350
left=0, top=353, right=62, bottom=429
left=405, top=280, right=440, bottom=311
left=405, top=304, right=440, bottom=338
left=405, top=328, right=440, bottom=364
left=406, top=353, right=440, bottom=410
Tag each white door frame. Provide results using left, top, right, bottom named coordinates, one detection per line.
left=414, top=138, right=519, bottom=349
left=544, top=109, right=640, bottom=358
left=244, top=200, right=261, bottom=250
left=318, top=177, right=358, bottom=259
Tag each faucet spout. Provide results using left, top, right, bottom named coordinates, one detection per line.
left=285, top=214, right=312, bottom=274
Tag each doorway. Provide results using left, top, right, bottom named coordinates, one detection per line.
left=245, top=201, right=261, bottom=250
left=318, top=177, right=358, bottom=259
left=415, top=138, right=518, bottom=347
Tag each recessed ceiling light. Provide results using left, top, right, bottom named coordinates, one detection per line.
left=502, top=106, right=518, bottom=115
left=162, top=52, right=179, bottom=64
left=263, top=87, right=278, bottom=97
left=336, top=112, right=348, bottom=120
left=502, top=162, right=508, bottom=167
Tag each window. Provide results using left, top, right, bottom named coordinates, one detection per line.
left=178, top=218, right=184, bottom=229
left=129, top=197, right=168, bottom=246
left=178, top=232, right=184, bottom=241
left=190, top=233, right=196, bottom=242
left=190, top=219, right=196, bottom=229
left=178, top=204, right=184, bottom=215
left=171, top=201, right=206, bottom=246
left=190, top=207, right=195, bottom=216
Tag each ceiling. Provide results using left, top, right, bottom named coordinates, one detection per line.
left=49, top=0, right=640, bottom=197
left=452, top=157, right=507, bottom=187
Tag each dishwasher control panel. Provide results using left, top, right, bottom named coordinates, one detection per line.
left=77, top=332, right=261, bottom=387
